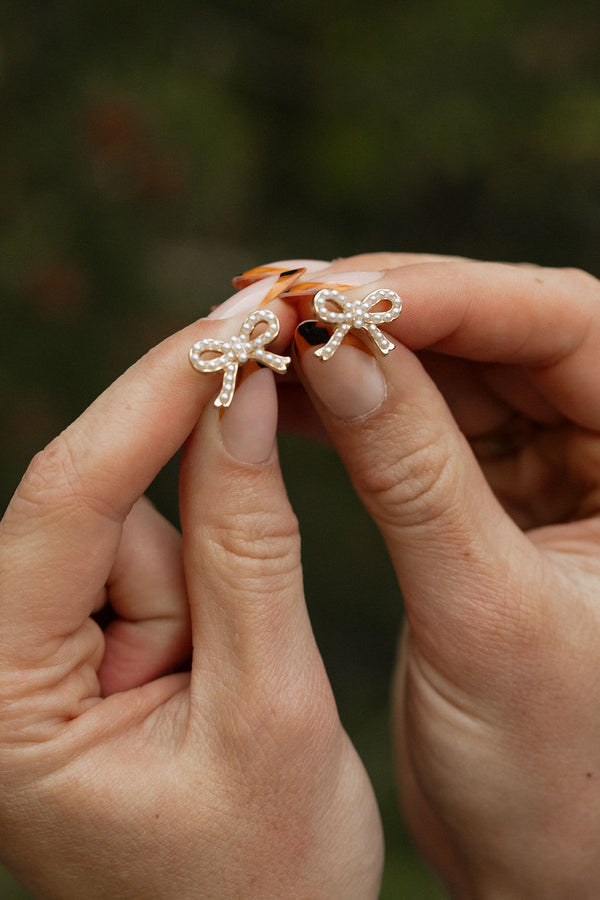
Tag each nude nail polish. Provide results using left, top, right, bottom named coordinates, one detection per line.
left=294, top=322, right=386, bottom=420
left=220, top=368, right=278, bottom=463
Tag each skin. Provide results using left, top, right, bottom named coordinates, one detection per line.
left=0, top=310, right=382, bottom=899
left=3, top=252, right=600, bottom=897
left=288, top=253, right=600, bottom=897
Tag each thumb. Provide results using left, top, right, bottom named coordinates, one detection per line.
left=293, top=319, right=541, bottom=682
left=179, top=362, right=325, bottom=703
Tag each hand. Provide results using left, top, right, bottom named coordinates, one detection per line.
left=285, top=253, right=600, bottom=897
left=0, top=294, right=383, bottom=899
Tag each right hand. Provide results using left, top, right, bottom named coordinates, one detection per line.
left=269, top=252, right=600, bottom=897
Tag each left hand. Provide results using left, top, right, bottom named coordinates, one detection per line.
left=0, top=297, right=383, bottom=899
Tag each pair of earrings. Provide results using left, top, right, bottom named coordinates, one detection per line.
left=189, top=285, right=402, bottom=408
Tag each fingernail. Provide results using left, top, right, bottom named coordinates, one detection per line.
left=256, top=268, right=305, bottom=307
left=220, top=368, right=278, bottom=463
left=232, top=259, right=329, bottom=290
left=208, top=275, right=279, bottom=320
left=282, top=270, right=385, bottom=299
left=294, top=321, right=386, bottom=420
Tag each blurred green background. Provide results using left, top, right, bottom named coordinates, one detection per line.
left=1, top=0, right=599, bottom=896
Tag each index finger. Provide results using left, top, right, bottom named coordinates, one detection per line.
left=342, top=260, right=600, bottom=430
left=0, top=299, right=299, bottom=662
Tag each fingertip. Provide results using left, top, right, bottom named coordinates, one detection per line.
left=220, top=368, right=279, bottom=465
left=293, top=322, right=387, bottom=421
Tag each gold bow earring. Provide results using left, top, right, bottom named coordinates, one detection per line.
left=189, top=309, right=290, bottom=407
left=312, top=288, right=402, bottom=359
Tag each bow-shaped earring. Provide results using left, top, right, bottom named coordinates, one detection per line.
left=189, top=309, right=291, bottom=407
left=312, top=288, right=402, bottom=360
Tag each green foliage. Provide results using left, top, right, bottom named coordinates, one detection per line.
left=1, top=1, right=599, bottom=895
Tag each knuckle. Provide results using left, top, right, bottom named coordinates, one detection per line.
left=358, top=419, right=459, bottom=529
left=14, top=435, right=80, bottom=516
left=363, top=420, right=456, bottom=525
left=14, top=433, right=115, bottom=522
left=204, top=505, right=301, bottom=582
left=27, top=433, right=78, bottom=492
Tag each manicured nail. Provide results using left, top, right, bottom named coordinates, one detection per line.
left=220, top=368, right=278, bottom=463
left=208, top=275, right=279, bottom=320
left=232, top=259, right=328, bottom=290
left=256, top=268, right=305, bottom=306
left=294, top=321, right=386, bottom=420
left=282, top=269, right=386, bottom=298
